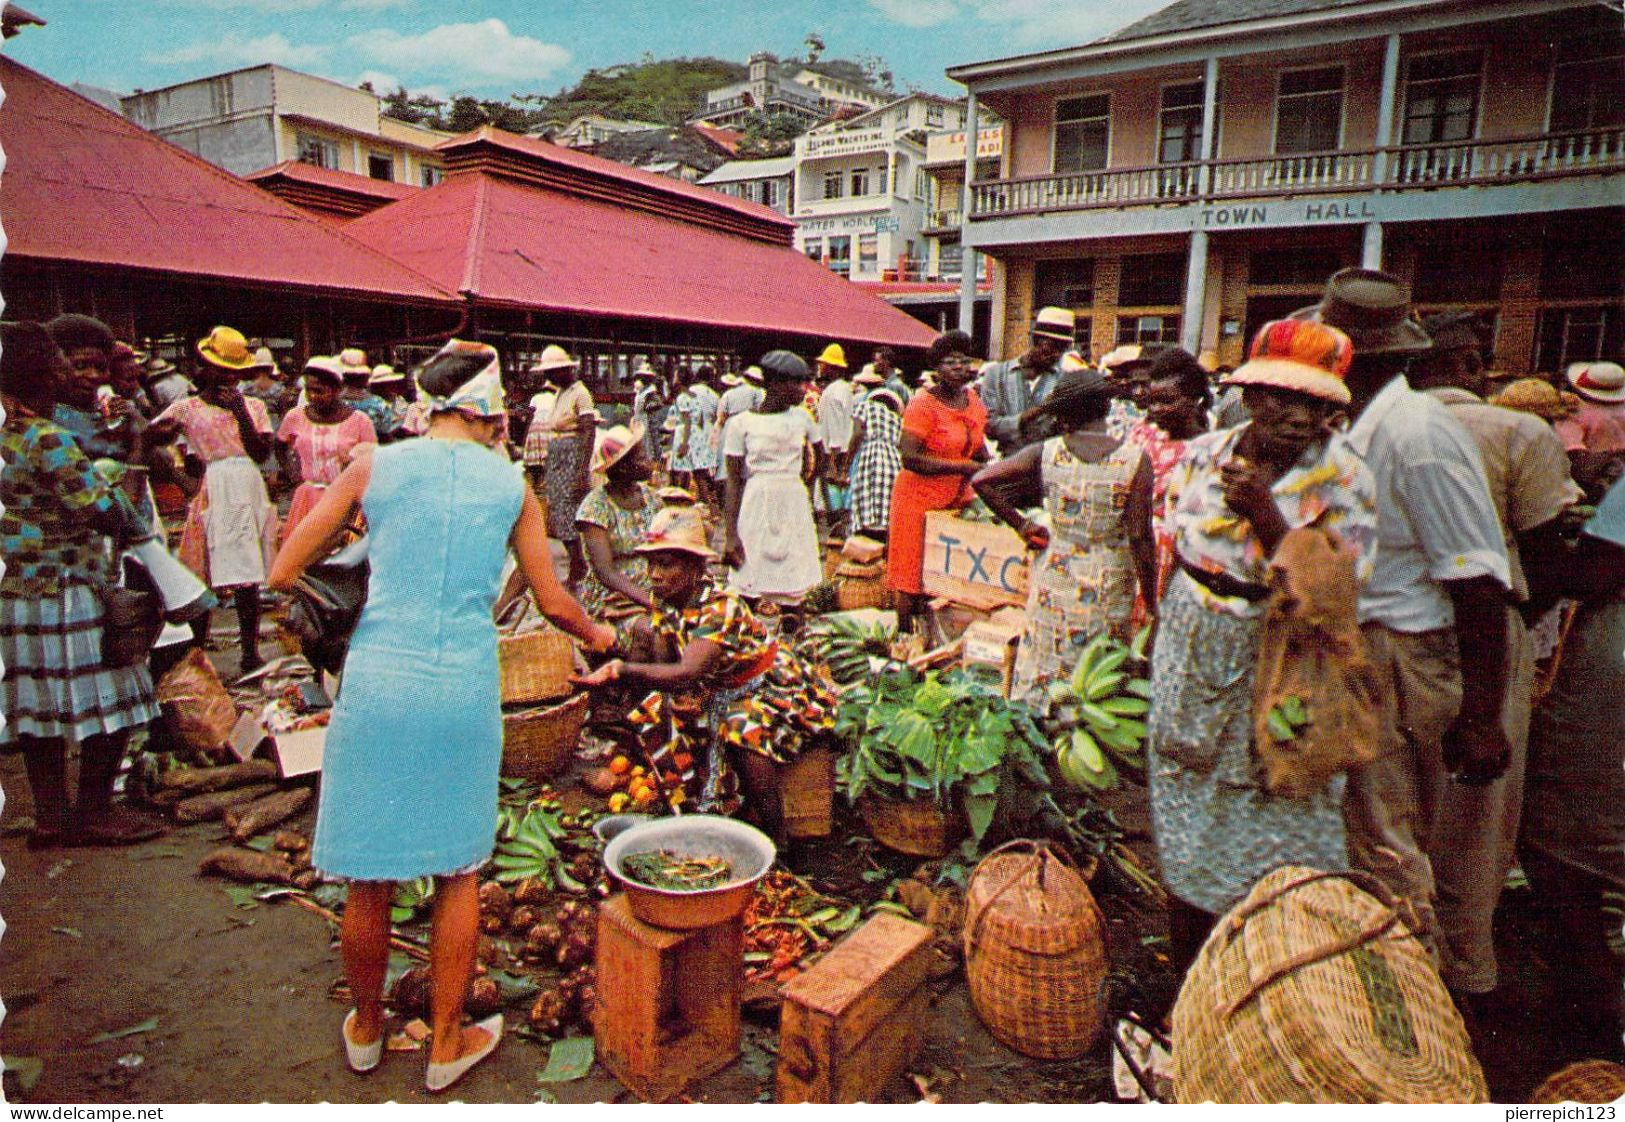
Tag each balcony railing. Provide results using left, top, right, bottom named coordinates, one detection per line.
left=924, top=208, right=962, bottom=231
left=968, top=126, right=1625, bottom=220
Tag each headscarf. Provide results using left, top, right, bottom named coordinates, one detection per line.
left=416, top=339, right=507, bottom=418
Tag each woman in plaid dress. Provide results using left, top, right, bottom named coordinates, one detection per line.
left=0, top=322, right=164, bottom=847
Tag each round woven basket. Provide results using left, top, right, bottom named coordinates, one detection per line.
left=1171, top=866, right=1488, bottom=1104
left=859, top=794, right=964, bottom=857
left=501, top=692, right=589, bottom=782
left=837, top=575, right=893, bottom=612
left=498, top=627, right=576, bottom=706
left=1529, top=1060, right=1625, bottom=1104
left=963, top=840, right=1106, bottom=1060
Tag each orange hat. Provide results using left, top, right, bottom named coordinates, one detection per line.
left=197, top=326, right=259, bottom=371
left=1223, top=319, right=1354, bottom=405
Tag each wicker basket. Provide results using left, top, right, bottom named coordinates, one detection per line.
left=963, top=840, right=1106, bottom=1060
left=1529, top=1061, right=1625, bottom=1104
left=837, top=575, right=893, bottom=612
left=823, top=538, right=846, bottom=582
left=859, top=794, right=964, bottom=857
left=498, top=626, right=575, bottom=705
left=501, top=692, right=590, bottom=781
left=1171, top=866, right=1488, bottom=1104
left=779, top=746, right=834, bottom=839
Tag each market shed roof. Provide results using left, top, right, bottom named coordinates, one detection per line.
left=0, top=57, right=456, bottom=305
left=345, top=128, right=937, bottom=348
left=245, top=160, right=418, bottom=220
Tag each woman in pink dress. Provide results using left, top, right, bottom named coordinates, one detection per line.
left=278, top=357, right=378, bottom=541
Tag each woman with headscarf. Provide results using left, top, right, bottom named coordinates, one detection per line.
left=1, top=322, right=165, bottom=847
left=276, top=356, right=377, bottom=542
left=271, top=339, right=614, bottom=1093
left=886, top=330, right=990, bottom=635
left=574, top=505, right=838, bottom=834
left=1146, top=320, right=1378, bottom=975
left=149, top=325, right=280, bottom=675
left=973, top=361, right=1156, bottom=712
left=722, top=350, right=825, bottom=605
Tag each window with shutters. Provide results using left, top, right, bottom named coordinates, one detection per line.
left=1274, top=67, right=1343, bottom=154
left=1054, top=94, right=1110, bottom=173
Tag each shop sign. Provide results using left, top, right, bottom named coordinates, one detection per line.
left=926, top=128, right=1004, bottom=164
left=798, top=211, right=897, bottom=233
left=801, top=127, right=891, bottom=159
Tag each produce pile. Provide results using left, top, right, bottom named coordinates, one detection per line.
left=1045, top=630, right=1152, bottom=791
left=621, top=850, right=734, bottom=891
left=741, top=871, right=862, bottom=986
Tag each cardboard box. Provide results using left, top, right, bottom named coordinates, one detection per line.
left=921, top=512, right=1029, bottom=610
left=962, top=618, right=1022, bottom=698
left=271, top=725, right=327, bottom=778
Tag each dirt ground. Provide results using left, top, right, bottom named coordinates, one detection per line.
left=0, top=629, right=1608, bottom=1104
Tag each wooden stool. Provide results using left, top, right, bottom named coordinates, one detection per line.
left=776, top=912, right=934, bottom=1103
left=591, top=895, right=742, bottom=1102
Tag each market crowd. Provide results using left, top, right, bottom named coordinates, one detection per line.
left=2, top=264, right=1621, bottom=1087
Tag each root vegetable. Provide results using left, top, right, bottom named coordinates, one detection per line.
left=172, top=783, right=277, bottom=823
left=480, top=914, right=506, bottom=935
left=157, top=759, right=279, bottom=795
left=512, top=876, right=550, bottom=906
left=477, top=881, right=513, bottom=918
left=555, top=937, right=589, bottom=969
left=529, top=921, right=562, bottom=952
left=272, top=831, right=309, bottom=853
left=391, top=967, right=432, bottom=1017
left=198, top=846, right=299, bottom=885
left=569, top=854, right=598, bottom=885
left=583, top=767, right=621, bottom=796
left=576, top=983, right=597, bottom=1021
left=292, top=868, right=319, bottom=890
left=528, top=988, right=566, bottom=1035
left=225, top=788, right=313, bottom=841
left=467, top=977, right=502, bottom=1018
left=509, top=905, right=542, bottom=932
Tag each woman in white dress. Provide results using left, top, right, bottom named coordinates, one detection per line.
left=722, top=351, right=824, bottom=604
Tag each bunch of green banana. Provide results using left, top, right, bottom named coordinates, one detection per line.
left=806, top=613, right=897, bottom=685
left=1266, top=694, right=1311, bottom=742
left=491, top=805, right=587, bottom=891
left=1049, top=628, right=1152, bottom=791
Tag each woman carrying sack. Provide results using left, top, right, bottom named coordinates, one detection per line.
left=271, top=339, right=614, bottom=1093
left=1147, top=320, right=1378, bottom=975
left=0, top=322, right=167, bottom=847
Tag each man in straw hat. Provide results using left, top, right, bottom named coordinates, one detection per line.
left=1302, top=268, right=1515, bottom=1001
left=1408, top=311, right=1585, bottom=1003
left=978, top=306, right=1074, bottom=452
left=1555, top=360, right=1625, bottom=491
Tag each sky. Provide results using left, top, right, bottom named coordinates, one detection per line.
left=4, top=0, right=1171, bottom=104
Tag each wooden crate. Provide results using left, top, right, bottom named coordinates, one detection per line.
left=592, top=895, right=742, bottom=1103
left=921, top=512, right=1029, bottom=610
left=776, top=913, right=935, bottom=1103
left=779, top=746, right=834, bottom=839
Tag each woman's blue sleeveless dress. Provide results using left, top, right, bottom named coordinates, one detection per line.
left=312, top=439, right=524, bottom=880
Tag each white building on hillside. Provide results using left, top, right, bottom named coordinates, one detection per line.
left=693, top=53, right=890, bottom=130
left=791, top=117, right=929, bottom=282
left=698, top=155, right=796, bottom=215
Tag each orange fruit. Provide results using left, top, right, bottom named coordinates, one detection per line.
left=608, top=756, right=631, bottom=775
left=607, top=792, right=630, bottom=812
left=630, top=765, right=647, bottom=779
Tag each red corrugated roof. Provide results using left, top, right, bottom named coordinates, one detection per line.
left=0, top=57, right=456, bottom=304
left=346, top=170, right=938, bottom=348
left=245, top=160, right=419, bottom=202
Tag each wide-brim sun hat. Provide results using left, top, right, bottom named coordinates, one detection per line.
left=369, top=363, right=405, bottom=386
left=338, top=347, right=370, bottom=375
left=592, top=422, right=647, bottom=474
left=197, top=325, right=259, bottom=371
left=742, top=365, right=764, bottom=385
left=853, top=363, right=884, bottom=386
left=1032, top=305, right=1076, bottom=342
left=1100, top=344, right=1147, bottom=374
left=721, top=372, right=743, bottom=387
left=1291, top=267, right=1431, bottom=355
left=1491, top=378, right=1580, bottom=421
left=536, top=344, right=578, bottom=373
left=303, top=356, right=346, bottom=385
left=634, top=504, right=717, bottom=561
left=1223, top=319, right=1354, bottom=405
left=1566, top=360, right=1625, bottom=404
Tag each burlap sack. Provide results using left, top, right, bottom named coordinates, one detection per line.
left=156, top=648, right=238, bottom=755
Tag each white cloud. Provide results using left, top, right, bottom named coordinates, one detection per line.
left=147, top=32, right=329, bottom=69
left=354, top=70, right=449, bottom=102
left=868, top=0, right=961, bottom=29
left=355, top=19, right=571, bottom=86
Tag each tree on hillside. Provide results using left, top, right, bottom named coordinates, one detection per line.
left=538, top=57, right=746, bottom=127
left=737, top=111, right=806, bottom=158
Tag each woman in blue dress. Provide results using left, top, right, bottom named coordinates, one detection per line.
left=271, top=340, right=614, bottom=1092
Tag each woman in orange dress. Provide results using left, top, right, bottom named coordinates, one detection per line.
left=886, top=330, right=989, bottom=634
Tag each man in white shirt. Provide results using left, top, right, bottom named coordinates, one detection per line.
left=1306, top=270, right=1514, bottom=1000
left=814, top=343, right=855, bottom=524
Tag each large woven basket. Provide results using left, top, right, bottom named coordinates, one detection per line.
left=1171, top=866, right=1488, bottom=1104
left=501, top=692, right=589, bottom=782
left=963, top=840, right=1106, bottom=1060
left=837, top=575, right=893, bottom=612
left=1529, top=1060, right=1625, bottom=1104
left=859, top=794, right=964, bottom=858
left=498, top=626, right=575, bottom=705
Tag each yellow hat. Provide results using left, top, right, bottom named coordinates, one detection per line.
left=816, top=343, right=847, bottom=369
left=197, top=325, right=258, bottom=371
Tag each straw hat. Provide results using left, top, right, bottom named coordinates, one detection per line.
left=338, top=347, right=370, bottom=376
left=1491, top=378, right=1580, bottom=422
left=853, top=363, right=884, bottom=386
left=143, top=356, right=177, bottom=378
left=1223, top=319, right=1354, bottom=405
left=197, top=326, right=259, bottom=371
left=1291, top=268, right=1431, bottom=355
left=535, top=344, right=578, bottom=373
left=635, top=505, right=717, bottom=560
left=742, top=365, right=764, bottom=385
left=656, top=485, right=697, bottom=506
left=1032, top=306, right=1077, bottom=342
left=369, top=363, right=405, bottom=386
left=721, top=372, right=743, bottom=388
left=252, top=345, right=276, bottom=369
left=303, top=356, right=346, bottom=385
left=1566, top=360, right=1625, bottom=404
left=1059, top=351, right=1091, bottom=374
left=815, top=343, right=848, bottom=370
left=591, top=423, right=647, bottom=474
left=1100, top=344, right=1147, bottom=374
